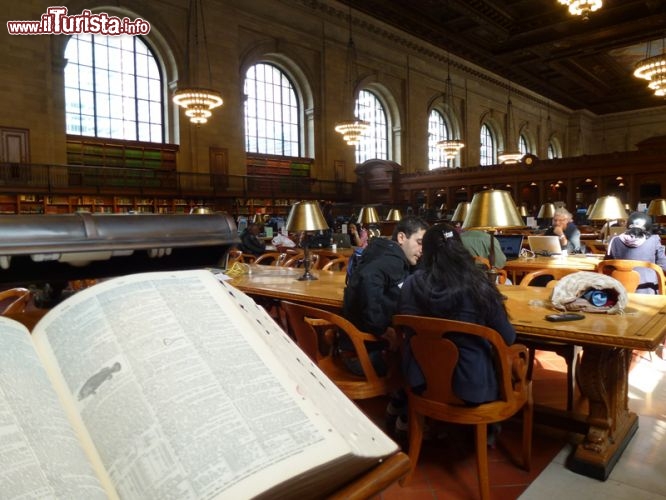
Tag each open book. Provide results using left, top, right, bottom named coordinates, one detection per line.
left=0, top=270, right=399, bottom=499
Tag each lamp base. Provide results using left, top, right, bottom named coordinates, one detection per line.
left=297, top=271, right=317, bottom=281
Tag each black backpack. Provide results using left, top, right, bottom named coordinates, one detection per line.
left=345, top=247, right=365, bottom=285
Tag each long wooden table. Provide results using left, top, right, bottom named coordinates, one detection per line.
left=227, top=265, right=666, bottom=480
left=503, top=254, right=604, bottom=284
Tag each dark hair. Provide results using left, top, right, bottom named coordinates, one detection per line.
left=626, top=211, right=653, bottom=237
left=420, top=222, right=505, bottom=316
left=391, top=215, right=429, bottom=241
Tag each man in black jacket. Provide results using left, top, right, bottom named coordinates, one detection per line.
left=342, top=216, right=428, bottom=372
left=240, top=223, right=266, bottom=256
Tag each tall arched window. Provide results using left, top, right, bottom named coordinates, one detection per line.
left=64, top=34, right=163, bottom=142
left=548, top=142, right=557, bottom=159
left=355, top=89, right=388, bottom=163
left=480, top=123, right=495, bottom=165
left=244, top=63, right=300, bottom=156
left=519, top=134, right=529, bottom=156
left=428, top=109, right=449, bottom=169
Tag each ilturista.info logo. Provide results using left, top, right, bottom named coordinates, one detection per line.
left=7, top=7, right=150, bottom=36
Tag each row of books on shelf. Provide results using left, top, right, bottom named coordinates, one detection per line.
left=0, top=194, right=197, bottom=215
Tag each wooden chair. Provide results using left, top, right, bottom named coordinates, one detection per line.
left=313, top=249, right=343, bottom=269
left=226, top=248, right=256, bottom=267
left=321, top=256, right=349, bottom=272
left=283, top=252, right=318, bottom=268
left=0, top=287, right=44, bottom=331
left=519, top=268, right=582, bottom=289
left=254, top=251, right=288, bottom=266
left=519, top=267, right=582, bottom=411
left=596, top=259, right=666, bottom=294
left=392, top=315, right=532, bottom=499
left=473, top=256, right=508, bottom=284
left=280, top=301, right=401, bottom=400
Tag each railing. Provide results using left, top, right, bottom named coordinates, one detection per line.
left=0, top=163, right=355, bottom=200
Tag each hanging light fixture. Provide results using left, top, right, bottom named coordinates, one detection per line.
left=557, top=0, right=603, bottom=21
left=172, top=0, right=223, bottom=125
left=498, top=84, right=522, bottom=164
left=334, top=6, right=370, bottom=146
left=436, top=59, right=465, bottom=162
left=633, top=37, right=666, bottom=97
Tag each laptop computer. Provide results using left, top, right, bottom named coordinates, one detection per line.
left=331, top=233, right=352, bottom=248
left=528, top=235, right=563, bottom=256
left=494, top=235, right=524, bottom=260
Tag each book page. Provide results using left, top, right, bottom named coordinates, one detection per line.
left=0, top=316, right=106, bottom=499
left=30, top=270, right=396, bottom=499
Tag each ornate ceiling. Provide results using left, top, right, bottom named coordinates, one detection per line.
left=337, top=0, right=666, bottom=114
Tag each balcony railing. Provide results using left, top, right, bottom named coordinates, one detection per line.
left=0, top=163, right=355, bottom=200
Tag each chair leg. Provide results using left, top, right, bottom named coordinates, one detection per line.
left=474, top=423, right=490, bottom=500
left=399, top=411, right=424, bottom=487
left=526, top=347, right=536, bottom=381
left=522, top=400, right=533, bottom=471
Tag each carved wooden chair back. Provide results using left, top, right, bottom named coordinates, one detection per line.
left=596, top=259, right=666, bottom=294
left=281, top=301, right=401, bottom=400
left=392, top=314, right=532, bottom=499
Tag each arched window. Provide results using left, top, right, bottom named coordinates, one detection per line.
left=519, top=134, right=529, bottom=156
left=355, top=89, right=388, bottom=163
left=244, top=63, right=300, bottom=156
left=64, top=34, right=163, bottom=142
left=480, top=123, right=495, bottom=165
left=547, top=142, right=557, bottom=159
left=428, top=109, right=449, bottom=169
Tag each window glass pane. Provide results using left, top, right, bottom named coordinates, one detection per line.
left=519, top=135, right=529, bottom=155
left=243, top=62, right=300, bottom=156
left=63, top=34, right=163, bottom=141
left=480, top=124, right=495, bottom=166
left=428, top=109, right=449, bottom=169
left=355, top=90, right=388, bottom=163
left=78, top=65, right=94, bottom=91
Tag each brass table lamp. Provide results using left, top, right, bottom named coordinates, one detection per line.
left=450, top=201, right=470, bottom=224
left=386, top=209, right=403, bottom=221
left=462, top=189, right=524, bottom=284
left=647, top=198, right=666, bottom=218
left=285, top=201, right=329, bottom=281
left=357, top=206, right=381, bottom=238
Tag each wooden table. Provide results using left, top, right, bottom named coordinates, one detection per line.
left=502, top=285, right=666, bottom=480
left=227, top=266, right=666, bottom=480
left=503, top=254, right=603, bottom=284
left=228, top=265, right=346, bottom=310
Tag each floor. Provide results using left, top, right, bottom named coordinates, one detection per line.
left=357, top=348, right=666, bottom=499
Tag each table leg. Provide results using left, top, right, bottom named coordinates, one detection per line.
left=566, top=346, right=638, bottom=480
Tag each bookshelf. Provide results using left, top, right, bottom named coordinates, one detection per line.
left=0, top=194, right=217, bottom=215
left=66, top=136, right=178, bottom=171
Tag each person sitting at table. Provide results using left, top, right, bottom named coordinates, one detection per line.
left=342, top=216, right=428, bottom=429
left=606, top=212, right=666, bottom=294
left=545, top=207, right=583, bottom=254
left=240, top=222, right=266, bottom=257
left=349, top=223, right=368, bottom=248
left=460, top=229, right=507, bottom=269
left=398, top=222, right=516, bottom=443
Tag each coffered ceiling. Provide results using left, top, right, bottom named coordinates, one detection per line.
left=337, top=0, right=666, bottom=114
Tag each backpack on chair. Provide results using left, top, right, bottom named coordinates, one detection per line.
left=346, top=247, right=365, bottom=285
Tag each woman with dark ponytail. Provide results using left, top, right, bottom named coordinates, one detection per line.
left=398, top=222, right=516, bottom=405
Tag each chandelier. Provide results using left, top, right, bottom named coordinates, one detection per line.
left=173, top=0, right=223, bottom=124
left=497, top=85, right=523, bottom=164
left=436, top=60, right=465, bottom=162
left=334, top=7, right=369, bottom=146
left=633, top=38, right=666, bottom=97
left=558, top=0, right=603, bottom=20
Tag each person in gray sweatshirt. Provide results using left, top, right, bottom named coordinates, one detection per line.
left=606, top=212, right=666, bottom=294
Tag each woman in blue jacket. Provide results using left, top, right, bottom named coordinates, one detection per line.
left=398, top=222, right=516, bottom=405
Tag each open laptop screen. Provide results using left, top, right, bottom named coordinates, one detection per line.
left=528, top=235, right=563, bottom=256
left=494, top=235, right=524, bottom=260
